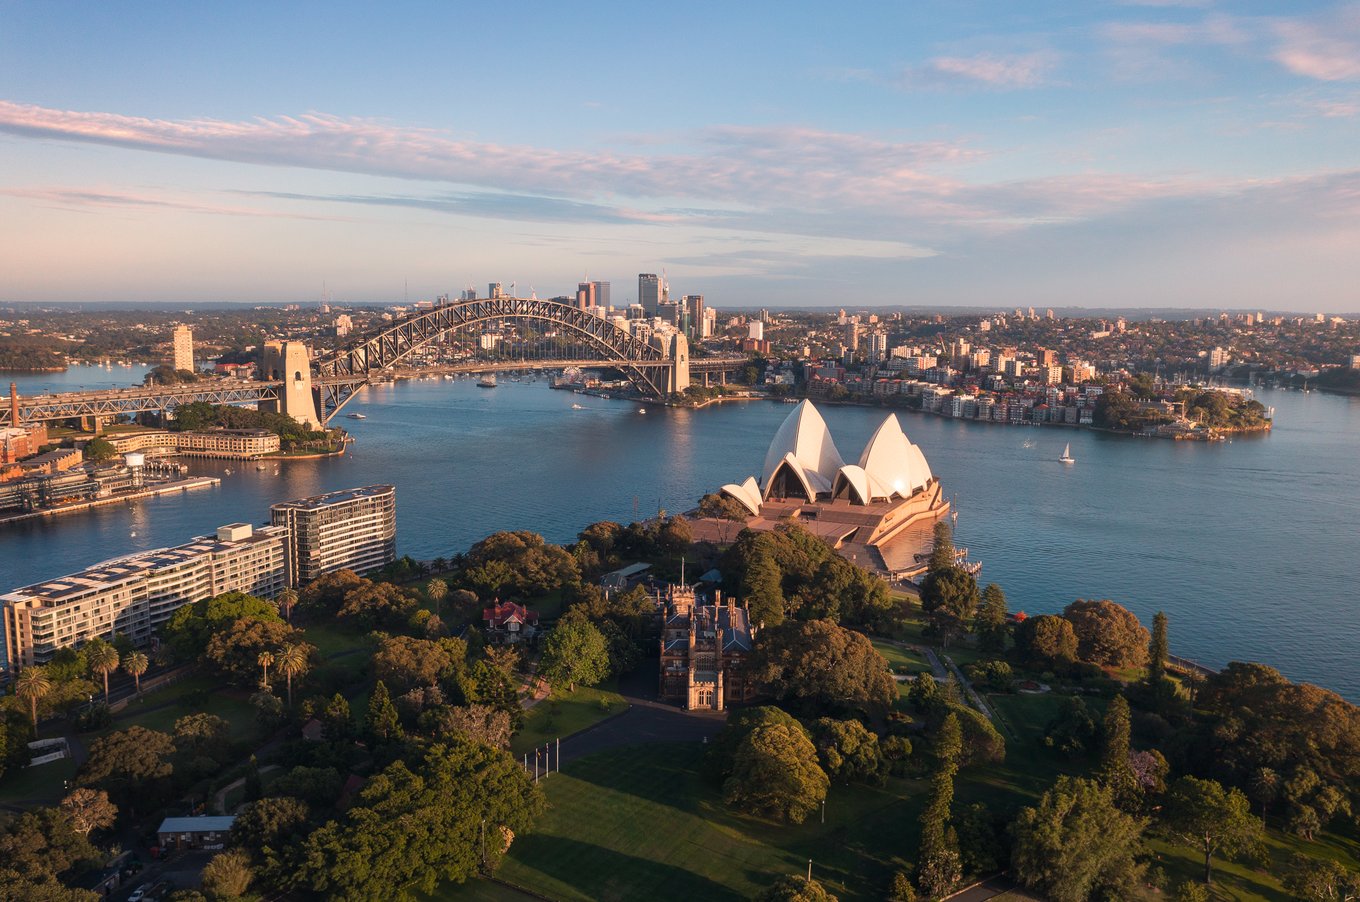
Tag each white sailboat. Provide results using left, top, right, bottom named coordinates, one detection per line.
left=1059, top=443, right=1075, bottom=464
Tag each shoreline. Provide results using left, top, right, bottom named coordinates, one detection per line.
left=0, top=476, right=221, bottom=527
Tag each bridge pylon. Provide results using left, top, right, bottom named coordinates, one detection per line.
left=652, top=332, right=690, bottom=394
left=260, top=340, right=323, bottom=430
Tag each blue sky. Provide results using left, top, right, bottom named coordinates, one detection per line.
left=1, top=1, right=1358, bottom=310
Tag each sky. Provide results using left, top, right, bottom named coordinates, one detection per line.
left=1, top=1, right=1359, bottom=311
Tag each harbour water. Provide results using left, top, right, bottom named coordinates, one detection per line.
left=4, top=366, right=1359, bottom=697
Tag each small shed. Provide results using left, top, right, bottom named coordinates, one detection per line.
left=156, top=815, right=237, bottom=851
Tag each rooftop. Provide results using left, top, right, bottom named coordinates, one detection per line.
left=270, top=483, right=394, bottom=512
left=157, top=815, right=236, bottom=834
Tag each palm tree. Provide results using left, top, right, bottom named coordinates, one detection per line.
left=16, top=666, right=52, bottom=730
left=426, top=578, right=448, bottom=618
left=122, top=651, right=149, bottom=695
left=277, top=644, right=309, bottom=707
left=258, top=650, right=274, bottom=689
left=86, top=642, right=120, bottom=704
left=276, top=587, right=299, bottom=623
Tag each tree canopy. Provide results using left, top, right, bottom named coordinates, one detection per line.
left=1063, top=600, right=1150, bottom=669
left=746, top=619, right=896, bottom=717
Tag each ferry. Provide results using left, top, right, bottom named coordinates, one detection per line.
left=346, top=412, right=368, bottom=420
left=477, top=374, right=498, bottom=388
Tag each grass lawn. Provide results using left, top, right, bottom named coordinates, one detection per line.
left=872, top=639, right=929, bottom=675
left=0, top=755, right=78, bottom=806
left=433, top=741, right=928, bottom=902
left=112, top=686, right=259, bottom=741
left=511, top=682, right=626, bottom=756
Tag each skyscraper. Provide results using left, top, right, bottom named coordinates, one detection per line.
left=684, top=295, right=704, bottom=340
left=638, top=273, right=660, bottom=317
left=172, top=325, right=194, bottom=372
left=592, top=280, right=610, bottom=311
left=576, top=281, right=596, bottom=310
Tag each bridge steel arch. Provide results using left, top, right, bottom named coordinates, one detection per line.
left=312, top=297, right=672, bottom=422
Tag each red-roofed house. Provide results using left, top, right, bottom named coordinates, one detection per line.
left=483, top=600, right=540, bottom=644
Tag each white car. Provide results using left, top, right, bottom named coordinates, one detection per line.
left=128, top=886, right=150, bottom=902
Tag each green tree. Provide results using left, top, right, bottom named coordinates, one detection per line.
left=1282, top=853, right=1360, bottom=902
left=337, top=582, right=419, bottom=629
left=297, top=740, right=545, bottom=899
left=539, top=620, right=609, bottom=692
left=1148, top=611, right=1169, bottom=683
left=747, top=619, right=896, bottom=717
left=230, top=796, right=309, bottom=890
left=888, top=871, right=917, bottom=902
left=1098, top=695, right=1140, bottom=807
left=275, top=586, right=298, bottom=623
left=372, top=635, right=466, bottom=694
left=1062, top=600, right=1150, bottom=669
left=916, top=713, right=962, bottom=899
left=322, top=693, right=353, bottom=740
left=201, top=849, right=253, bottom=900
left=77, top=725, right=175, bottom=814
left=257, top=650, right=274, bottom=689
left=276, top=643, right=310, bottom=707
left=83, top=639, right=120, bottom=704
left=1016, top=615, right=1078, bottom=670
left=1164, top=776, right=1263, bottom=885
left=205, top=618, right=308, bottom=687
left=121, top=650, right=148, bottom=695
left=15, top=666, right=52, bottom=730
left=756, top=874, right=839, bottom=901
left=425, top=578, right=448, bottom=617
left=59, top=788, right=117, bottom=837
left=364, top=681, right=402, bottom=743
left=928, top=520, right=955, bottom=573
left=810, top=718, right=885, bottom=784
left=977, top=584, right=1008, bottom=652
left=174, top=713, right=232, bottom=766
left=0, top=806, right=100, bottom=893
left=1011, top=776, right=1148, bottom=902
left=723, top=721, right=829, bottom=823
left=82, top=436, right=116, bottom=462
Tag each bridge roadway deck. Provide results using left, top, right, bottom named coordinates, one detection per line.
left=2, top=356, right=747, bottom=427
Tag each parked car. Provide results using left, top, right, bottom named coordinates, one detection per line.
left=127, top=885, right=150, bottom=902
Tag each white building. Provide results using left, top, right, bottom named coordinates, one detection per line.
left=270, top=484, right=396, bottom=584
left=3, top=523, right=289, bottom=669
left=173, top=325, right=194, bottom=372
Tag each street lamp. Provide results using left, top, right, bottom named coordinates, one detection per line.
left=821, top=799, right=825, bottom=824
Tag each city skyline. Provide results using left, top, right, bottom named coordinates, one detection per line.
left=2, top=3, right=1359, bottom=310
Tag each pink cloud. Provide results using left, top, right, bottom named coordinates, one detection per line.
left=897, top=52, right=1058, bottom=89
left=1273, top=8, right=1360, bottom=81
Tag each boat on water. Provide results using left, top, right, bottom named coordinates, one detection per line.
left=477, top=374, right=498, bottom=388
left=571, top=403, right=585, bottom=410
left=256, top=463, right=268, bottom=471
left=638, top=408, right=646, bottom=415
left=1059, top=443, right=1075, bottom=464
left=346, top=412, right=367, bottom=420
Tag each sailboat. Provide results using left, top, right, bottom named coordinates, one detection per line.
left=1059, top=443, right=1075, bottom=464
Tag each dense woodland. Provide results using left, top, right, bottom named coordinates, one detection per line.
left=2, top=518, right=1359, bottom=900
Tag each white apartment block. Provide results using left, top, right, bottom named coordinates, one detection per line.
left=270, top=484, right=396, bottom=584
left=3, top=523, right=289, bottom=669
left=173, top=325, right=194, bottom=372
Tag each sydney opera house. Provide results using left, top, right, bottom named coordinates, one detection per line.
left=699, top=400, right=950, bottom=577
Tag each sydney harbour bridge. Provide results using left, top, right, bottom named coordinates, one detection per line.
left=2, top=297, right=748, bottom=429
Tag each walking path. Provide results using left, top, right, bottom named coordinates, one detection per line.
left=212, top=764, right=281, bottom=815
left=941, top=653, right=996, bottom=721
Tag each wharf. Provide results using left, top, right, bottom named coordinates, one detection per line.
left=0, top=476, right=221, bottom=527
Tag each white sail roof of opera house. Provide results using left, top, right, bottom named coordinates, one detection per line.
left=833, top=414, right=934, bottom=504
left=759, top=400, right=845, bottom=501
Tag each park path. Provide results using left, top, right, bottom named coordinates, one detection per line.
left=212, top=764, right=281, bottom=815
left=944, top=875, right=1025, bottom=901
left=940, top=654, right=996, bottom=721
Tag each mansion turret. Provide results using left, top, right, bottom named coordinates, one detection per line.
left=659, top=584, right=756, bottom=711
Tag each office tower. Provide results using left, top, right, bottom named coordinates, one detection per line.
left=638, top=273, right=661, bottom=317
left=489, top=282, right=504, bottom=299
left=684, top=295, right=704, bottom=340
left=576, top=282, right=596, bottom=310
left=592, top=281, right=610, bottom=311
left=270, top=485, right=397, bottom=584
left=173, top=325, right=194, bottom=372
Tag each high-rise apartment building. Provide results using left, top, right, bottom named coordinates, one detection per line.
left=638, top=273, right=661, bottom=316
left=173, top=325, right=194, bottom=373
left=867, top=331, right=889, bottom=364
left=844, top=321, right=859, bottom=352
left=3, top=523, right=289, bottom=669
left=270, top=484, right=397, bottom=584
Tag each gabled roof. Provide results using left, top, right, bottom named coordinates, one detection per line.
left=759, top=400, right=844, bottom=501
left=483, top=600, right=539, bottom=628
